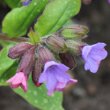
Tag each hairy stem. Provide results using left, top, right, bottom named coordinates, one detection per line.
left=0, top=33, right=29, bottom=42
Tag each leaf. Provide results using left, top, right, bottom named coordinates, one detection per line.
left=0, top=62, right=18, bottom=86
left=34, top=0, right=81, bottom=37
left=15, top=77, right=64, bottom=110
left=0, top=45, right=15, bottom=79
left=2, top=0, right=48, bottom=38
left=5, top=0, right=21, bottom=8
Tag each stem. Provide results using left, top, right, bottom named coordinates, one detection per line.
left=0, top=33, right=29, bottom=42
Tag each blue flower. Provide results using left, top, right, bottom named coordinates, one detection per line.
left=22, top=0, right=32, bottom=6
left=38, top=61, right=77, bottom=95
left=82, top=43, right=108, bottom=73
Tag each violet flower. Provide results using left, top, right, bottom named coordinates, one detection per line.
left=7, top=72, right=27, bottom=92
left=38, top=61, right=77, bottom=96
left=22, top=0, right=32, bottom=6
left=82, top=43, right=108, bottom=73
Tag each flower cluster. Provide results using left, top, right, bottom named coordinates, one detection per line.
left=7, top=24, right=108, bottom=95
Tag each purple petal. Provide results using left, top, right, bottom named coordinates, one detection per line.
left=55, top=71, right=77, bottom=89
left=22, top=0, right=32, bottom=6
left=45, top=72, right=57, bottom=96
left=82, top=45, right=92, bottom=60
left=91, top=43, right=106, bottom=49
left=38, top=72, right=47, bottom=83
left=84, top=57, right=100, bottom=73
left=82, top=42, right=108, bottom=73
left=38, top=61, right=77, bottom=95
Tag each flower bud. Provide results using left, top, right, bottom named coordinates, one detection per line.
left=43, top=35, right=66, bottom=53
left=59, top=52, right=76, bottom=69
left=82, top=0, right=92, bottom=5
left=36, top=45, right=55, bottom=63
left=8, top=42, right=33, bottom=59
left=32, top=58, right=43, bottom=87
left=17, top=46, right=36, bottom=77
left=66, top=40, right=85, bottom=55
left=60, top=24, right=89, bottom=39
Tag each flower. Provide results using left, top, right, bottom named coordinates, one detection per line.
left=7, top=72, right=27, bottom=92
left=82, top=43, right=108, bottom=73
left=7, top=46, right=36, bottom=91
left=22, top=0, right=32, bottom=6
left=8, top=42, right=32, bottom=59
left=38, top=61, right=77, bottom=96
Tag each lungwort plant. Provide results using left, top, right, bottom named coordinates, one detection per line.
left=0, top=0, right=108, bottom=110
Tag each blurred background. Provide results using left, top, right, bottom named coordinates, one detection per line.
left=0, top=0, right=110, bottom=110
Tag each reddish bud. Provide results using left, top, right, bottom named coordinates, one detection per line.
left=61, top=24, right=89, bottom=39
left=36, top=45, right=55, bottom=63
left=82, top=0, right=92, bottom=5
left=32, top=59, right=43, bottom=87
left=8, top=42, right=33, bottom=59
left=43, top=35, right=66, bottom=52
left=59, top=52, right=76, bottom=69
left=17, top=46, right=36, bottom=77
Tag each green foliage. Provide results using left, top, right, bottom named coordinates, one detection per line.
left=15, top=78, right=63, bottom=110
left=2, top=0, right=48, bottom=38
left=5, top=0, right=21, bottom=8
left=34, top=0, right=81, bottom=37
left=0, top=62, right=17, bottom=86
left=0, top=45, right=15, bottom=79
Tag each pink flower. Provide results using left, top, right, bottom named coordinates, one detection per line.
left=7, top=72, right=27, bottom=92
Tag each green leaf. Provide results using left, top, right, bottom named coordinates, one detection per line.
left=34, top=0, right=81, bottom=37
left=0, top=45, right=15, bottom=79
left=5, top=0, right=21, bottom=8
left=2, top=0, right=48, bottom=38
left=15, top=77, right=64, bottom=110
left=0, top=62, right=17, bottom=86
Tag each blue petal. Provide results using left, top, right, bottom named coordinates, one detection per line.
left=45, top=72, right=57, bottom=96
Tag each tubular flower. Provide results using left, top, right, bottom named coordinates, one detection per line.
left=7, top=72, right=27, bottom=92
left=7, top=46, right=36, bottom=91
left=38, top=61, right=77, bottom=96
left=82, top=43, right=108, bottom=73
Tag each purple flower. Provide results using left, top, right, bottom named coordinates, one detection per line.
left=7, top=72, right=27, bottom=92
left=22, top=0, right=32, bottom=6
left=38, top=61, right=77, bottom=96
left=82, top=43, right=108, bottom=73
left=108, top=0, right=110, bottom=3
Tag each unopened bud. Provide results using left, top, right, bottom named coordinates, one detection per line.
left=36, top=45, right=55, bottom=63
left=82, top=0, right=92, bottom=5
left=60, top=24, right=89, bottom=39
left=32, top=58, right=43, bottom=87
left=59, top=52, right=76, bottom=69
left=66, top=40, right=85, bottom=55
left=43, top=35, right=66, bottom=53
left=8, top=42, right=33, bottom=59
left=17, top=46, right=36, bottom=77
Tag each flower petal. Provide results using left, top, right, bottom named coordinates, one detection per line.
left=82, top=42, right=108, bottom=73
